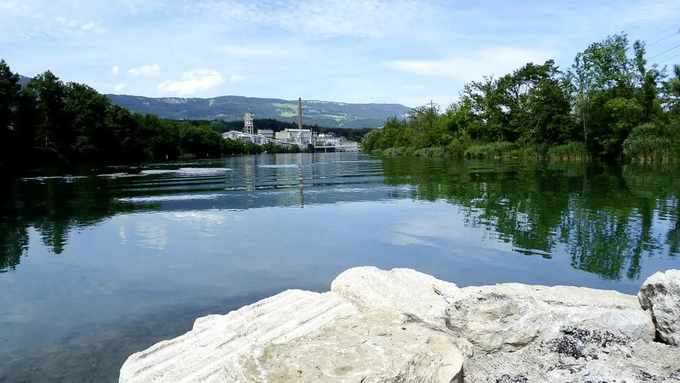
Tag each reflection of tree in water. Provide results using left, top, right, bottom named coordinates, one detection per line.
left=382, top=159, right=680, bottom=280
left=0, top=175, right=153, bottom=272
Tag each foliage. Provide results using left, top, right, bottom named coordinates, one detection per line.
left=363, top=32, right=679, bottom=162
left=465, top=142, right=516, bottom=158
left=622, top=122, right=680, bottom=162
left=0, top=61, right=307, bottom=168
left=547, top=142, right=589, bottom=160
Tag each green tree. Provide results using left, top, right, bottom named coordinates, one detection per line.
left=64, top=82, right=113, bottom=160
left=23, top=71, right=70, bottom=159
left=663, top=65, right=680, bottom=118
left=0, top=60, right=21, bottom=165
left=568, top=33, right=643, bottom=158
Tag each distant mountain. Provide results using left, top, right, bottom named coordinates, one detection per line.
left=18, top=75, right=31, bottom=87
left=105, top=94, right=412, bottom=128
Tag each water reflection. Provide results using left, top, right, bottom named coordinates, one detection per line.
left=381, top=158, right=679, bottom=280
left=1, top=155, right=679, bottom=283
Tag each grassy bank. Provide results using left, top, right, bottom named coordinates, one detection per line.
left=621, top=123, right=680, bottom=163
left=372, top=141, right=592, bottom=161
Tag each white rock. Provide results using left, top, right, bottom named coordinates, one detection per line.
left=226, top=311, right=464, bottom=383
left=464, top=327, right=680, bottom=383
left=446, top=283, right=655, bottom=353
left=639, top=269, right=680, bottom=346
left=118, top=290, right=358, bottom=383
left=331, top=267, right=460, bottom=326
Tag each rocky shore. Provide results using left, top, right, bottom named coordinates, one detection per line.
left=118, top=268, right=680, bottom=383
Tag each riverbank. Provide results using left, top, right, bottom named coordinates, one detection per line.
left=371, top=143, right=680, bottom=162
left=370, top=141, right=591, bottom=161
left=118, top=267, right=680, bottom=383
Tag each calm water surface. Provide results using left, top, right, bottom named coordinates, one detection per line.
left=1, top=153, right=679, bottom=382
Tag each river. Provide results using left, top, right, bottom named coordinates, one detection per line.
left=1, top=152, right=679, bottom=382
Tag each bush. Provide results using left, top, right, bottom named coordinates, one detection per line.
left=464, top=141, right=516, bottom=158
left=623, top=122, right=680, bottom=162
left=547, top=142, right=589, bottom=160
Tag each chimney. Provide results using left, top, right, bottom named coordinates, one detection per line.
left=298, top=97, right=303, bottom=129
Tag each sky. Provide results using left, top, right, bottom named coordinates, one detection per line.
left=1, top=0, right=680, bottom=108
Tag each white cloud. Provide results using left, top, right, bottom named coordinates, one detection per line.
left=229, top=74, right=244, bottom=82
left=53, top=17, right=105, bottom=34
left=385, top=46, right=556, bottom=82
left=214, top=44, right=303, bottom=59
left=197, top=0, right=435, bottom=39
left=128, top=64, right=160, bottom=78
left=111, top=66, right=119, bottom=75
left=114, top=83, right=126, bottom=91
left=157, top=69, right=224, bottom=95
left=135, top=221, right=167, bottom=251
left=80, top=22, right=97, bottom=31
left=2, top=0, right=679, bottom=104
left=580, top=0, right=680, bottom=27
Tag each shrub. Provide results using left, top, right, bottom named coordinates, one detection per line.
left=623, top=122, right=680, bottom=162
left=464, top=142, right=516, bottom=158
left=548, top=142, right=589, bottom=160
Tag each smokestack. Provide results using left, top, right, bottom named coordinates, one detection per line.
left=298, top=97, right=302, bottom=129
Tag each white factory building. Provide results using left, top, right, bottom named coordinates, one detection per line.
left=257, top=129, right=275, bottom=139
left=275, top=129, right=315, bottom=147
left=222, top=109, right=360, bottom=151
left=222, top=130, right=292, bottom=147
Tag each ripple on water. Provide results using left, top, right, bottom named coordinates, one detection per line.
left=116, top=193, right=223, bottom=203
left=20, top=175, right=88, bottom=182
left=258, top=164, right=300, bottom=169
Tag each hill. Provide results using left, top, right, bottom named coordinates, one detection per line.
left=18, top=75, right=31, bottom=87
left=105, top=94, right=412, bottom=128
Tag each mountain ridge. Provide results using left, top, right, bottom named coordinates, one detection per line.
left=105, top=94, right=412, bottom=128
left=16, top=74, right=411, bottom=128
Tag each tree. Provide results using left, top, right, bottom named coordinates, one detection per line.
left=663, top=65, right=680, bottom=118
left=0, top=60, right=21, bottom=165
left=64, top=82, right=113, bottom=159
left=23, top=71, right=70, bottom=159
left=568, top=33, right=644, bottom=158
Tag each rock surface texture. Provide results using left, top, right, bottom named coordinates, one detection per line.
left=446, top=283, right=655, bottom=353
left=118, top=290, right=358, bottom=383
left=226, top=311, right=464, bottom=383
left=331, top=266, right=460, bottom=325
left=119, top=268, right=680, bottom=383
left=639, top=269, right=680, bottom=346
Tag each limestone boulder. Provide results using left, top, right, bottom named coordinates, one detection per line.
left=118, top=290, right=358, bottom=383
left=464, top=326, right=680, bottom=383
left=331, top=267, right=460, bottom=325
left=446, top=283, right=655, bottom=353
left=225, top=311, right=464, bottom=383
left=639, top=269, right=680, bottom=346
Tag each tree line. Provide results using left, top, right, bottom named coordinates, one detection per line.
left=0, top=63, right=304, bottom=168
left=362, top=33, right=680, bottom=162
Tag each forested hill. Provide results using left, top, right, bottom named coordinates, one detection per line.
left=105, top=94, right=411, bottom=129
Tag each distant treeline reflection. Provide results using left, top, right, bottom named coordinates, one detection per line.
left=381, top=159, right=679, bottom=280
left=2, top=161, right=679, bottom=280
left=0, top=175, right=155, bottom=272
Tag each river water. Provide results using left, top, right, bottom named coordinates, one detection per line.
left=1, top=153, right=679, bottom=382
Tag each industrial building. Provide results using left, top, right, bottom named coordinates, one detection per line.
left=222, top=97, right=360, bottom=151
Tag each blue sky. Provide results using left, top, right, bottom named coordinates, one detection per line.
left=1, top=0, right=679, bottom=108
